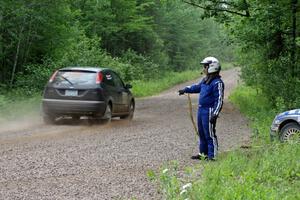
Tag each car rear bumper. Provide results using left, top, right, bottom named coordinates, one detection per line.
left=42, top=99, right=106, bottom=116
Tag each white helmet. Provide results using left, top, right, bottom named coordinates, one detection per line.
left=200, top=56, right=221, bottom=74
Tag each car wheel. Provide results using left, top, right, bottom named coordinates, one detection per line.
left=43, top=113, right=56, bottom=125
left=280, top=122, right=300, bottom=142
left=102, top=103, right=112, bottom=124
left=72, top=116, right=80, bottom=121
left=120, top=101, right=134, bottom=120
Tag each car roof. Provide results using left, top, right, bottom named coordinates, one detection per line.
left=59, top=67, right=111, bottom=72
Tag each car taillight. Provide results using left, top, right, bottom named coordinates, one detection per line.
left=49, top=70, right=58, bottom=83
left=96, top=72, right=103, bottom=84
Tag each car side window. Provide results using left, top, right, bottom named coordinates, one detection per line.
left=111, top=72, right=124, bottom=88
left=103, top=71, right=115, bottom=87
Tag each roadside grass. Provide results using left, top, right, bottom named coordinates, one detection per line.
left=132, top=70, right=201, bottom=97
left=149, top=85, right=300, bottom=200
left=132, top=62, right=234, bottom=97
left=229, top=86, right=278, bottom=142
left=0, top=93, right=41, bottom=123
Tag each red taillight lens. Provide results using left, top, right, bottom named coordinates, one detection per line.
left=49, top=70, right=58, bottom=82
left=96, top=72, right=103, bottom=84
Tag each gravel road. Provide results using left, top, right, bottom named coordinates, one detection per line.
left=0, top=68, right=251, bottom=200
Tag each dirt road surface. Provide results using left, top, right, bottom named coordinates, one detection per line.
left=0, top=68, right=251, bottom=200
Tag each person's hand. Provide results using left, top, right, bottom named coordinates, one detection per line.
left=210, top=114, right=218, bottom=124
left=178, top=89, right=185, bottom=95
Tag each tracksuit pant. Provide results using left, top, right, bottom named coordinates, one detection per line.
left=197, top=107, right=218, bottom=159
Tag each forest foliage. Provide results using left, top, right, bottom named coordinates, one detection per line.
left=0, top=0, right=233, bottom=97
left=184, top=0, right=299, bottom=109
left=1, top=0, right=299, bottom=110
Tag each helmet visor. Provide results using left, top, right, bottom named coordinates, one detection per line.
left=203, top=63, right=209, bottom=68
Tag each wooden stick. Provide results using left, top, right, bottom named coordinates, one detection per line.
left=187, top=94, right=199, bottom=142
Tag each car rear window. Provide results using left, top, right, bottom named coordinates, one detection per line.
left=53, top=70, right=97, bottom=86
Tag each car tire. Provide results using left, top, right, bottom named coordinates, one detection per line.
left=43, top=113, right=56, bottom=125
left=280, top=122, right=300, bottom=142
left=72, top=116, right=80, bottom=121
left=102, top=103, right=112, bottom=124
left=120, top=101, right=134, bottom=120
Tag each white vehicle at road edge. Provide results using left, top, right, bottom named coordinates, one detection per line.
left=270, top=109, right=300, bottom=142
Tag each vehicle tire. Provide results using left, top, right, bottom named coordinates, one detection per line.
left=102, top=103, right=112, bottom=124
left=120, top=101, right=134, bottom=120
left=280, top=122, right=300, bottom=142
left=43, top=113, right=56, bottom=125
left=72, top=116, right=80, bottom=120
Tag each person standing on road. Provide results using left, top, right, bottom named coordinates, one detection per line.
left=178, top=57, right=224, bottom=161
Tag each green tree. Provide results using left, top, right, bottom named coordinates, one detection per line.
left=184, top=0, right=299, bottom=108
left=0, top=0, right=234, bottom=95
left=0, top=0, right=81, bottom=87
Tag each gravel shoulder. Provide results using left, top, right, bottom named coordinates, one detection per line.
left=0, top=68, right=251, bottom=200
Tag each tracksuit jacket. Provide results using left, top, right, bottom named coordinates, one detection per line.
left=184, top=75, right=224, bottom=159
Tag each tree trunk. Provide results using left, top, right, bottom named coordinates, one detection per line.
left=10, top=36, right=21, bottom=88
left=291, top=0, right=298, bottom=76
left=10, top=20, right=25, bottom=88
left=0, top=38, right=2, bottom=83
left=23, top=16, right=32, bottom=65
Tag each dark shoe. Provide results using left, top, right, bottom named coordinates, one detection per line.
left=191, top=154, right=201, bottom=160
left=191, top=154, right=208, bottom=160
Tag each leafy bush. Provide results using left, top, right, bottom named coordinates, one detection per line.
left=121, top=49, right=160, bottom=81
left=14, top=63, right=54, bottom=95
left=229, top=85, right=277, bottom=140
left=12, top=35, right=136, bottom=95
left=239, top=53, right=299, bottom=109
left=0, top=95, right=8, bottom=109
left=56, top=34, right=135, bottom=82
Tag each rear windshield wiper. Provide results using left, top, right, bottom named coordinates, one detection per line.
left=60, top=75, right=74, bottom=86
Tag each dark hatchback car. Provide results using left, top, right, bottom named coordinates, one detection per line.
left=42, top=67, right=135, bottom=124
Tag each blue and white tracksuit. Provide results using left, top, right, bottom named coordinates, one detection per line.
left=184, top=76, right=224, bottom=159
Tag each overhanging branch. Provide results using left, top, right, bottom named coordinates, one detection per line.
left=182, top=0, right=250, bottom=17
